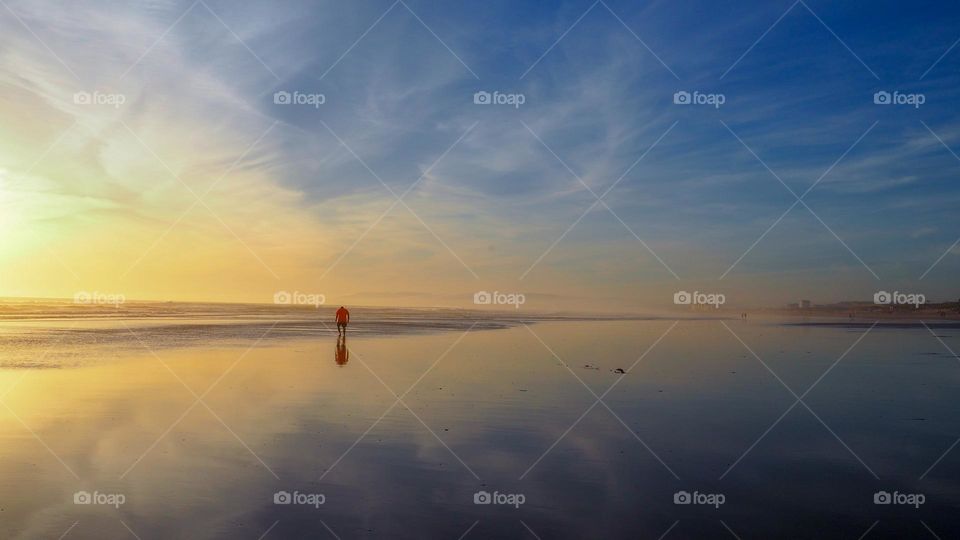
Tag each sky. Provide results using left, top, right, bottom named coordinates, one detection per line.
left=0, top=0, right=958, bottom=311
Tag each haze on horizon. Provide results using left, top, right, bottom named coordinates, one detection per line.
left=1, top=0, right=959, bottom=312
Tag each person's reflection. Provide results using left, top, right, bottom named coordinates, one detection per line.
left=335, top=335, right=349, bottom=366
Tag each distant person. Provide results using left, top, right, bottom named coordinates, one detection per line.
left=335, top=306, right=350, bottom=335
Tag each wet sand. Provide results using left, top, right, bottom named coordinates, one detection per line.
left=1, top=317, right=958, bottom=538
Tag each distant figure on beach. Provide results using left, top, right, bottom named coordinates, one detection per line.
left=335, top=335, right=349, bottom=366
left=335, top=306, right=350, bottom=335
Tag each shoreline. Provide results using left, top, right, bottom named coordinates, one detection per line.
left=755, top=307, right=960, bottom=322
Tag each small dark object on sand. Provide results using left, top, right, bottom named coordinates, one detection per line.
left=613, top=368, right=626, bottom=374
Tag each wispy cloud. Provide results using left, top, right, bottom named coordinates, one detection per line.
left=1, top=0, right=959, bottom=307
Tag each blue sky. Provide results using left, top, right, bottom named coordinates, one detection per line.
left=1, top=0, right=958, bottom=309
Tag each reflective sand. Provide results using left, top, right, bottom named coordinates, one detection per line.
left=0, top=318, right=958, bottom=538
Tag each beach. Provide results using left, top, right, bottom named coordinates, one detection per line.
left=3, top=0, right=959, bottom=537
left=0, top=303, right=958, bottom=538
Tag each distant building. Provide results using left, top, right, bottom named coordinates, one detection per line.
left=787, top=303, right=799, bottom=309
left=801, top=300, right=811, bottom=309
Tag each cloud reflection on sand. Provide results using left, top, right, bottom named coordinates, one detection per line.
left=0, top=320, right=958, bottom=538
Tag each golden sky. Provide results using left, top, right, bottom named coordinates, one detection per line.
left=2, top=1, right=957, bottom=311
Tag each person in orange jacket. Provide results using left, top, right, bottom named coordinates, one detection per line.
left=335, top=306, right=350, bottom=336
